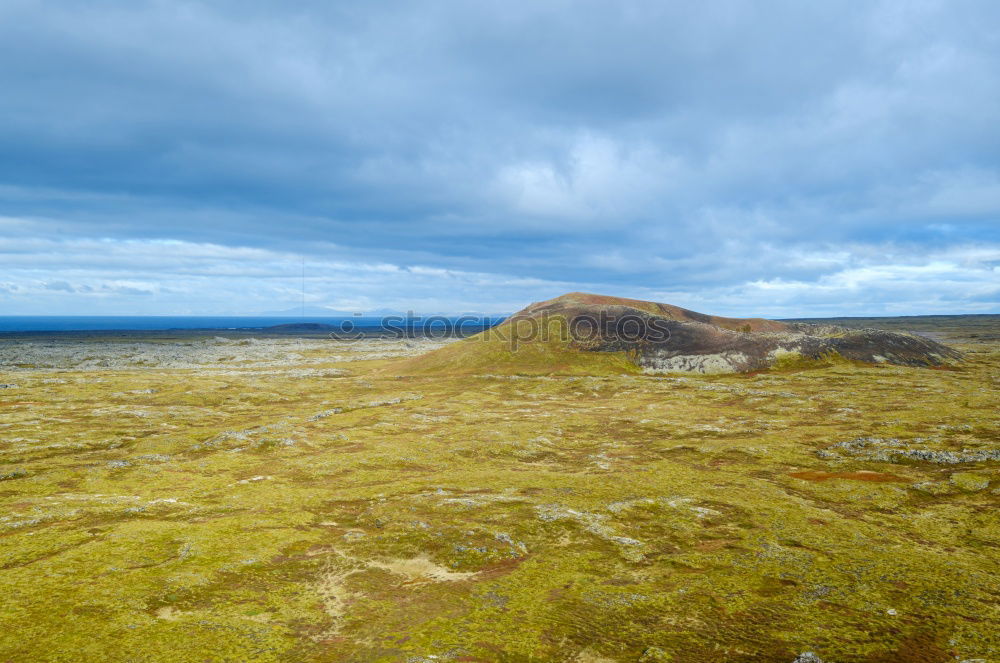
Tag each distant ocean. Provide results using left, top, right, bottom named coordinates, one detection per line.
left=0, top=315, right=506, bottom=334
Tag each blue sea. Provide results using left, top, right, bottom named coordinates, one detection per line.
left=0, top=315, right=506, bottom=334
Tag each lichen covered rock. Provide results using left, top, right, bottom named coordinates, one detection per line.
left=950, top=472, right=991, bottom=492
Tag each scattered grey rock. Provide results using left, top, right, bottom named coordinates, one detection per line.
left=911, top=481, right=955, bottom=496
left=308, top=408, right=343, bottom=421
left=236, top=475, right=270, bottom=484
left=480, top=591, right=509, bottom=609
left=820, top=437, right=1000, bottom=464
left=639, top=647, right=671, bottom=662
left=0, top=468, right=28, bottom=481
left=453, top=544, right=489, bottom=554
left=0, top=383, right=18, bottom=389
left=535, top=503, right=644, bottom=549
left=365, top=395, right=423, bottom=407
left=135, top=454, right=172, bottom=463
left=792, top=653, right=824, bottom=663
left=493, top=531, right=529, bottom=555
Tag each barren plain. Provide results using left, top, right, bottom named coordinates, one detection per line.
left=0, top=319, right=998, bottom=662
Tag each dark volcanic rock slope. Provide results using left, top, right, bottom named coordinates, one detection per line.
left=505, top=292, right=961, bottom=374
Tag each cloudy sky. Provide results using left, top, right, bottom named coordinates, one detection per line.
left=1, top=0, right=998, bottom=316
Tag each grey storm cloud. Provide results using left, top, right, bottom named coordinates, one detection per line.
left=0, top=0, right=997, bottom=315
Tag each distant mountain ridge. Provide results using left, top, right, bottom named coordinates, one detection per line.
left=257, top=305, right=405, bottom=316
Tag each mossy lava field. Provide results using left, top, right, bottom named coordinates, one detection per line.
left=0, top=320, right=998, bottom=662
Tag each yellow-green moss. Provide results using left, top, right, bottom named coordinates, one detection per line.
left=394, top=316, right=642, bottom=376
left=0, top=335, right=998, bottom=661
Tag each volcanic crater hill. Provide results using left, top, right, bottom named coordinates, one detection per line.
left=398, top=292, right=962, bottom=375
